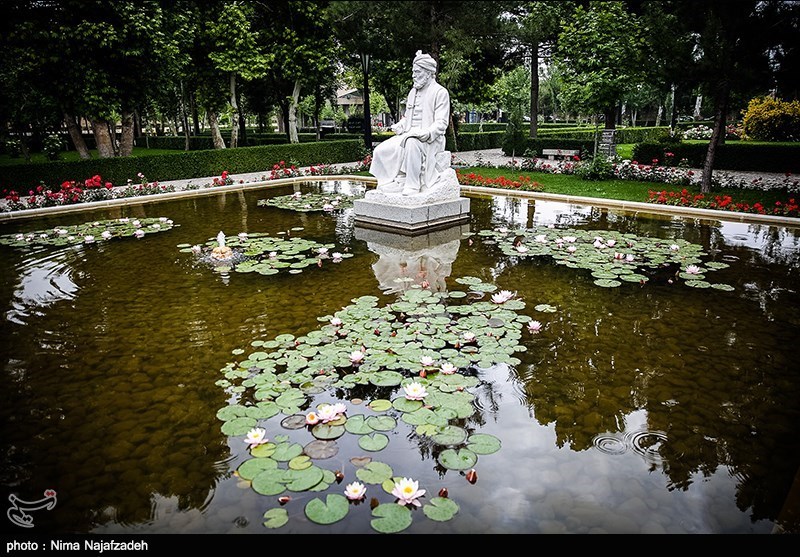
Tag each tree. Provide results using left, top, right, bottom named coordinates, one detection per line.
left=209, top=2, right=268, bottom=149
left=504, top=1, right=575, bottom=137
left=554, top=1, right=648, bottom=130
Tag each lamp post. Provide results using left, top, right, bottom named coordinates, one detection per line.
left=360, top=52, right=372, bottom=152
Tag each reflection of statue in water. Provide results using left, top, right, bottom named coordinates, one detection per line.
left=370, top=240, right=460, bottom=295
left=369, top=51, right=453, bottom=198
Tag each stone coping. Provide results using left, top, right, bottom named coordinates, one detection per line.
left=1, top=175, right=797, bottom=230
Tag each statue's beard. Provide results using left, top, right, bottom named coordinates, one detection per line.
left=413, top=74, right=431, bottom=90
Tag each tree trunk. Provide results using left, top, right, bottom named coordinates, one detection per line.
left=208, top=109, right=226, bottom=149
left=236, top=84, right=247, bottom=147
left=669, top=85, right=679, bottom=131
left=119, top=110, right=135, bottom=157
left=229, top=73, right=239, bottom=149
left=179, top=81, right=191, bottom=151
left=361, top=54, right=372, bottom=151
left=694, top=94, right=703, bottom=120
left=64, top=113, right=91, bottom=159
left=288, top=79, right=301, bottom=144
left=529, top=43, right=539, bottom=138
left=190, top=90, right=200, bottom=135
left=92, top=118, right=116, bottom=158
left=655, top=104, right=663, bottom=127
left=603, top=106, right=617, bottom=130
left=700, top=86, right=729, bottom=193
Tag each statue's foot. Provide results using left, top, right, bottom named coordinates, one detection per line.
left=401, top=186, right=421, bottom=196
left=378, top=180, right=403, bottom=194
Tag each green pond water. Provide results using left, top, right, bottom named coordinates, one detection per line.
left=1, top=181, right=799, bottom=534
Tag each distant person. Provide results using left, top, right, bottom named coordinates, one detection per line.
left=369, top=51, right=450, bottom=196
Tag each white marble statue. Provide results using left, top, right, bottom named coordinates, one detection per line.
left=369, top=50, right=452, bottom=197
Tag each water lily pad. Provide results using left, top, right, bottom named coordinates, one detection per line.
left=344, top=414, right=373, bottom=435
left=356, top=461, right=393, bottom=484
left=437, top=448, right=478, bottom=470
left=370, top=503, right=412, bottom=533
left=711, top=283, right=735, bottom=291
left=250, top=443, right=277, bottom=458
left=304, top=439, right=339, bottom=460
left=423, top=497, right=459, bottom=522
left=594, top=279, right=622, bottom=288
left=369, top=370, right=404, bottom=387
left=415, top=424, right=438, bottom=436
left=467, top=433, right=502, bottom=455
left=220, top=416, right=257, bottom=436
left=392, top=397, right=423, bottom=413
left=289, top=455, right=312, bottom=470
left=271, top=442, right=304, bottom=462
left=285, top=466, right=325, bottom=491
left=251, top=469, right=288, bottom=496
left=686, top=280, right=711, bottom=288
left=281, top=414, right=308, bottom=430
left=431, top=425, right=468, bottom=446
left=237, top=457, right=278, bottom=480
left=359, top=433, right=389, bottom=452
left=305, top=494, right=349, bottom=525
left=365, top=415, right=396, bottom=431
left=311, top=423, right=346, bottom=440
left=534, top=304, right=557, bottom=313
left=263, top=508, right=289, bottom=529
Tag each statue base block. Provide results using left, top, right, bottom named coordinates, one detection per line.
left=353, top=197, right=470, bottom=234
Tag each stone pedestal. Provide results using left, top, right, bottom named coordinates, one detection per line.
left=353, top=168, right=470, bottom=234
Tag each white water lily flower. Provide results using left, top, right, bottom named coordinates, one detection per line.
left=563, top=236, right=577, bottom=243
left=527, top=320, right=543, bottom=333
left=238, top=232, right=248, bottom=240
left=567, top=246, right=577, bottom=253
left=318, top=247, right=329, bottom=255
left=191, top=245, right=202, bottom=254
left=349, top=350, right=364, bottom=364
left=670, top=244, right=680, bottom=251
left=244, top=427, right=267, bottom=448
left=439, top=362, right=457, bottom=375
left=462, top=332, right=476, bottom=343
left=491, top=290, right=515, bottom=304
left=403, top=382, right=428, bottom=401
left=420, top=355, right=435, bottom=367
left=132, top=220, right=141, bottom=227
left=330, top=317, right=342, bottom=326
left=268, top=251, right=277, bottom=259
left=593, top=239, right=604, bottom=248
left=159, top=217, right=168, bottom=222
left=606, top=239, right=616, bottom=247
left=515, top=245, right=528, bottom=253
left=317, top=404, right=340, bottom=423
left=686, top=265, right=701, bottom=274
left=626, top=254, right=635, bottom=262
left=534, top=234, right=547, bottom=243
left=392, top=477, right=426, bottom=507
left=344, top=482, right=366, bottom=501
left=134, top=230, right=145, bottom=239
left=101, top=231, right=112, bottom=240
left=119, top=218, right=130, bottom=223
left=84, top=235, right=95, bottom=243
left=323, top=203, right=334, bottom=211
left=332, top=252, right=343, bottom=262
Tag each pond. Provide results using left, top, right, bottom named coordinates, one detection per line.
left=1, top=181, right=799, bottom=534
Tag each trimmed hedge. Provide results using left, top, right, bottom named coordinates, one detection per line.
left=537, top=126, right=671, bottom=144
left=458, top=123, right=508, bottom=132
left=453, top=131, right=505, bottom=151
left=0, top=140, right=364, bottom=190
left=505, top=137, right=596, bottom=157
left=631, top=141, right=800, bottom=173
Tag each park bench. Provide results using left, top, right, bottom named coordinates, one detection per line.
left=541, top=148, right=580, bottom=160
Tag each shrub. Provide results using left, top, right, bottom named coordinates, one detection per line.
left=575, top=155, right=615, bottom=181
left=742, top=96, right=800, bottom=141
left=43, top=134, right=65, bottom=161
left=501, top=107, right=528, bottom=157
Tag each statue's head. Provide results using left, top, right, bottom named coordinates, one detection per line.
left=412, top=50, right=436, bottom=89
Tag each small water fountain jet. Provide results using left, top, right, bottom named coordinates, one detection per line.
left=211, top=231, right=233, bottom=260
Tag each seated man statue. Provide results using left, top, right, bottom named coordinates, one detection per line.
left=369, top=51, right=451, bottom=197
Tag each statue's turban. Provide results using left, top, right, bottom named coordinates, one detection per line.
left=413, top=50, right=437, bottom=73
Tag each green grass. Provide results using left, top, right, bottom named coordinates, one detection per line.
left=0, top=147, right=186, bottom=167
left=459, top=166, right=795, bottom=207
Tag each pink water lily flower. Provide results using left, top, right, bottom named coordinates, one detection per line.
left=244, top=427, right=268, bottom=448
left=350, top=351, right=365, bottom=364
left=534, top=234, right=547, bottom=243
left=344, top=482, right=366, bottom=501
left=626, top=254, right=635, bottom=262
left=670, top=244, right=680, bottom=251
left=462, top=332, right=476, bottom=343
left=403, top=382, right=428, bottom=401
left=527, top=320, right=543, bottom=333
left=567, top=246, right=577, bottom=253
left=606, top=239, right=616, bottom=247
left=317, top=404, right=339, bottom=423
left=686, top=265, right=701, bottom=274
left=330, top=317, right=342, bottom=327
left=134, top=230, right=145, bottom=239
left=392, top=477, right=426, bottom=507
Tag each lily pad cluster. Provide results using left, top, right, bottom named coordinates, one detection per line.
left=479, top=225, right=733, bottom=290
left=0, top=217, right=176, bottom=248
left=257, top=192, right=362, bottom=213
left=178, top=232, right=353, bottom=275
left=216, top=277, right=543, bottom=532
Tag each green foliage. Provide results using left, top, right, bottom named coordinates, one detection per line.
left=742, top=96, right=800, bottom=141
left=631, top=141, right=800, bottom=173
left=0, top=141, right=364, bottom=191
left=575, top=155, right=615, bottom=181
left=501, top=108, right=528, bottom=157
left=43, top=135, right=65, bottom=161
left=456, top=132, right=505, bottom=151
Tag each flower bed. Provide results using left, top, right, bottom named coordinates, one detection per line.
left=646, top=188, right=800, bottom=217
